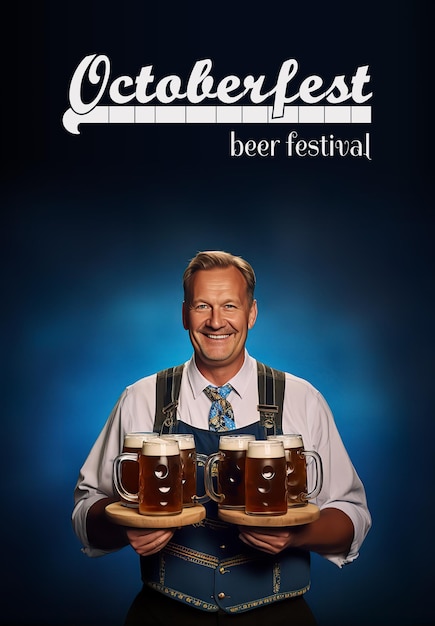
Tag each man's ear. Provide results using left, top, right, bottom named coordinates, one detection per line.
left=248, top=299, right=258, bottom=330
left=182, top=301, right=189, bottom=330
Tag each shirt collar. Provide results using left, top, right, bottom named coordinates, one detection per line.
left=186, top=350, right=256, bottom=399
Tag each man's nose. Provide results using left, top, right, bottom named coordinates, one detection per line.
left=208, top=307, right=224, bottom=328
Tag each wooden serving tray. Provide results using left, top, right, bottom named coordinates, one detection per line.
left=105, top=502, right=206, bottom=528
left=218, top=503, right=320, bottom=526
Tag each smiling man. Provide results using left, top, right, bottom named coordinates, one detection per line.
left=72, top=250, right=371, bottom=626
left=182, top=263, right=257, bottom=382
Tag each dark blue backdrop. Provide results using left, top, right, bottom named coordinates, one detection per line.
left=2, top=2, right=433, bottom=625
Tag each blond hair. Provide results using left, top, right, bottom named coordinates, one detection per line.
left=183, top=251, right=256, bottom=304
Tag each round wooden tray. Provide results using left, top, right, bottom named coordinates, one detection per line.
left=105, top=502, right=206, bottom=528
left=218, top=503, right=320, bottom=526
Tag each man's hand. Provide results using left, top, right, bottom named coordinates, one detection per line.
left=125, top=528, right=176, bottom=556
left=238, top=508, right=354, bottom=556
left=238, top=526, right=302, bottom=554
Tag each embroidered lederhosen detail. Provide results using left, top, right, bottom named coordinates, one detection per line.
left=141, top=363, right=311, bottom=614
left=214, top=547, right=310, bottom=614
left=273, top=562, right=281, bottom=594
left=147, top=580, right=218, bottom=612
left=224, top=582, right=311, bottom=614
left=164, top=543, right=220, bottom=569
left=150, top=550, right=220, bottom=611
left=142, top=521, right=311, bottom=615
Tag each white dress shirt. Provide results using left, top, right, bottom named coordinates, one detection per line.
left=72, top=351, right=371, bottom=566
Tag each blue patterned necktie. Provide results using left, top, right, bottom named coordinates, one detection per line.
left=203, top=384, right=235, bottom=432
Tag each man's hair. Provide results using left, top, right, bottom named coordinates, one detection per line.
left=183, top=250, right=256, bottom=304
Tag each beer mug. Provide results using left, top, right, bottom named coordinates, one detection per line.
left=267, top=434, right=323, bottom=507
left=113, top=437, right=183, bottom=515
left=160, top=434, right=208, bottom=507
left=117, top=432, right=159, bottom=507
left=204, top=434, right=255, bottom=509
left=244, top=440, right=288, bottom=516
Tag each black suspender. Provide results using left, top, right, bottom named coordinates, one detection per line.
left=256, top=361, right=285, bottom=436
left=154, top=361, right=285, bottom=435
left=155, top=364, right=184, bottom=433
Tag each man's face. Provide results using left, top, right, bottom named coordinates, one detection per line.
left=182, top=266, right=257, bottom=378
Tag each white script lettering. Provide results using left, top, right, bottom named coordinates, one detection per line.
left=66, top=55, right=372, bottom=120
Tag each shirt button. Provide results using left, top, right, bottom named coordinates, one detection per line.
left=218, top=592, right=226, bottom=599
left=219, top=545, right=226, bottom=550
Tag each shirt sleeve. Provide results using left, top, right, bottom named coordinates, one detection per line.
left=283, top=376, right=372, bottom=567
left=71, top=376, right=157, bottom=557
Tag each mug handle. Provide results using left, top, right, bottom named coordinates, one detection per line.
left=112, top=452, right=139, bottom=504
left=191, top=452, right=210, bottom=505
left=204, top=451, right=225, bottom=504
left=301, top=450, right=323, bottom=500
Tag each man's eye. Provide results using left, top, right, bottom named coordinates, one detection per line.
left=195, top=304, right=210, bottom=310
left=224, top=304, right=236, bottom=309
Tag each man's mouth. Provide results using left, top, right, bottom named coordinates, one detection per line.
left=206, top=334, right=230, bottom=340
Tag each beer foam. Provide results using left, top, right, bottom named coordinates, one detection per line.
left=124, top=432, right=159, bottom=448
left=246, top=441, right=285, bottom=458
left=142, top=437, right=180, bottom=456
left=219, top=434, right=255, bottom=451
left=161, top=434, right=195, bottom=450
left=267, top=434, right=303, bottom=449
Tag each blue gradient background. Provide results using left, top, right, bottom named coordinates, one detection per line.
left=2, top=2, right=433, bottom=625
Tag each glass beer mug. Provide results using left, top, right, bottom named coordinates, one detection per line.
left=268, top=434, right=323, bottom=507
left=118, top=432, right=160, bottom=506
left=244, top=439, right=288, bottom=516
left=204, top=434, right=255, bottom=509
left=160, top=433, right=209, bottom=507
left=113, top=437, right=183, bottom=516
